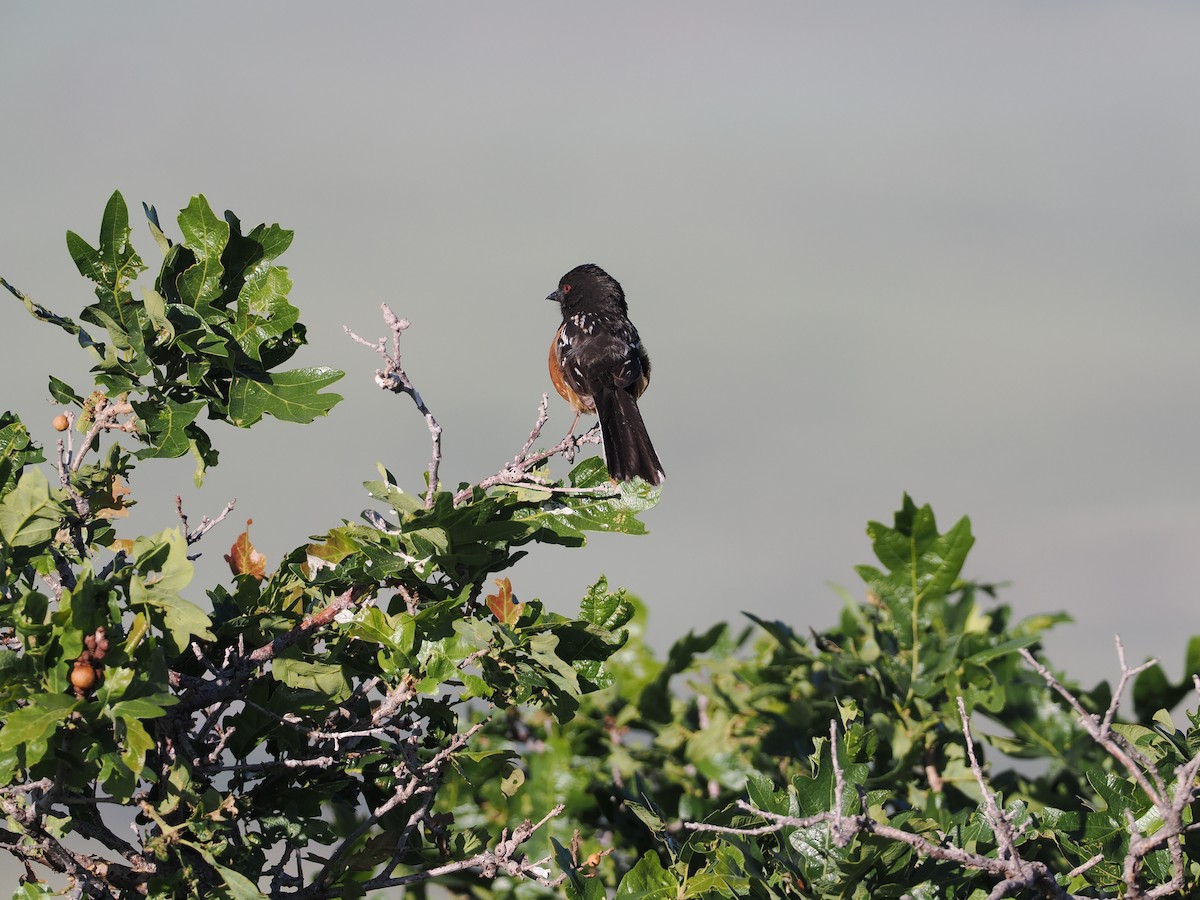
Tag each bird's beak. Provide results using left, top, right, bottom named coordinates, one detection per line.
left=547, top=290, right=564, bottom=303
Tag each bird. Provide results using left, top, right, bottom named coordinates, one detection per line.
left=546, top=264, right=664, bottom=486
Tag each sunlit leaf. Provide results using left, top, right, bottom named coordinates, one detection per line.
left=0, top=467, right=66, bottom=548
left=226, top=366, right=344, bottom=427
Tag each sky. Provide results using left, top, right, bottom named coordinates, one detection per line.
left=1, top=2, right=1198, bottom=720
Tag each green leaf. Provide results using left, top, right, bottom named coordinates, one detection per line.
left=683, top=858, right=750, bottom=899
left=47, top=376, right=83, bottom=406
left=866, top=495, right=973, bottom=607
left=110, top=696, right=177, bottom=720
left=176, top=194, right=230, bottom=308
left=272, top=658, right=352, bottom=701
left=364, top=465, right=424, bottom=516
left=95, top=667, right=136, bottom=706
left=232, top=266, right=299, bottom=362
left=98, top=190, right=141, bottom=287
left=247, top=222, right=294, bottom=261
left=855, top=494, right=974, bottom=652
left=964, top=635, right=1040, bottom=665
left=65, top=192, right=146, bottom=355
left=65, top=229, right=105, bottom=284
left=80, top=304, right=134, bottom=352
left=213, top=863, right=269, bottom=900
left=226, top=366, right=344, bottom=427
left=1085, top=767, right=1137, bottom=815
left=615, top=851, right=678, bottom=899
left=0, top=467, right=67, bottom=548
left=567, top=456, right=614, bottom=489
left=626, top=800, right=666, bottom=835
left=553, top=838, right=607, bottom=900
left=140, top=287, right=175, bottom=345
left=118, top=716, right=155, bottom=777
left=0, top=413, right=45, bottom=495
left=132, top=397, right=206, bottom=459
left=129, top=529, right=213, bottom=653
left=500, top=766, right=525, bottom=797
left=3, top=276, right=89, bottom=343
left=13, top=880, right=58, bottom=898
left=580, top=576, right=636, bottom=630
left=746, top=773, right=792, bottom=816
left=305, top=527, right=360, bottom=569
left=189, top=429, right=219, bottom=487
left=140, top=592, right=214, bottom=655
left=0, top=694, right=78, bottom=765
left=513, top=458, right=660, bottom=542
left=142, top=201, right=172, bottom=256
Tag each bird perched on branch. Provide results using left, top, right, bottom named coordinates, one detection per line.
left=547, top=264, right=664, bottom=486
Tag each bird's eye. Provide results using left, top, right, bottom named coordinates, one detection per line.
left=561, top=284, right=571, bottom=294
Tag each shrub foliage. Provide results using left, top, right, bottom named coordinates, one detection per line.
left=0, top=194, right=1196, bottom=899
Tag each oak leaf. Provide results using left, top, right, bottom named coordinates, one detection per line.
left=225, top=518, right=267, bottom=580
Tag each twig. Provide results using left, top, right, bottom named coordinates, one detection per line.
left=520, top=393, right=551, bottom=458
left=957, top=697, right=1018, bottom=862
left=1020, top=643, right=1164, bottom=809
left=239, top=699, right=397, bottom=746
left=172, top=585, right=370, bottom=715
left=396, top=584, right=421, bottom=615
left=51, top=422, right=91, bottom=569
left=176, top=496, right=237, bottom=547
left=1021, top=639, right=1200, bottom=899
left=688, top=715, right=1072, bottom=900
left=70, top=397, right=137, bottom=474
left=1, top=277, right=91, bottom=341
left=345, top=306, right=442, bottom=508
left=347, top=316, right=604, bottom=507
left=1066, top=854, right=1105, bottom=880
left=828, top=720, right=850, bottom=846
left=305, top=721, right=490, bottom=895
left=452, top=396, right=604, bottom=505
left=52, top=416, right=88, bottom=520
left=199, top=756, right=339, bottom=775
left=341, top=803, right=567, bottom=896
left=0, top=779, right=124, bottom=898
left=246, top=586, right=365, bottom=665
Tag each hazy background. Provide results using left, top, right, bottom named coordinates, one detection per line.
left=2, top=3, right=1198, bottom=714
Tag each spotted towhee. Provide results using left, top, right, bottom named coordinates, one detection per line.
left=547, top=264, right=664, bottom=486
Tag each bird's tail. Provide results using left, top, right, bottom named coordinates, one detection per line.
left=594, top=385, right=665, bottom=486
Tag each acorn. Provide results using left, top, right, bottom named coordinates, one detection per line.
left=70, top=659, right=97, bottom=693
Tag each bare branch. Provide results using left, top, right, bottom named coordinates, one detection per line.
left=53, top=416, right=89, bottom=519
left=0, top=779, right=128, bottom=898
left=957, top=697, right=1019, bottom=862
left=304, top=721, right=492, bottom=896
left=452, top=395, right=604, bottom=505
left=347, top=316, right=604, bottom=507
left=1020, top=644, right=1164, bottom=806
left=1066, top=854, right=1105, bottom=879
left=687, top=716, right=1075, bottom=900
left=346, top=305, right=442, bottom=508
left=340, top=803, right=567, bottom=896
left=176, top=495, right=237, bottom=548
left=1018, top=644, right=1200, bottom=897
left=828, top=720, right=850, bottom=846
left=519, top=393, right=551, bottom=459
left=172, top=585, right=371, bottom=715
left=70, top=397, right=137, bottom=474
